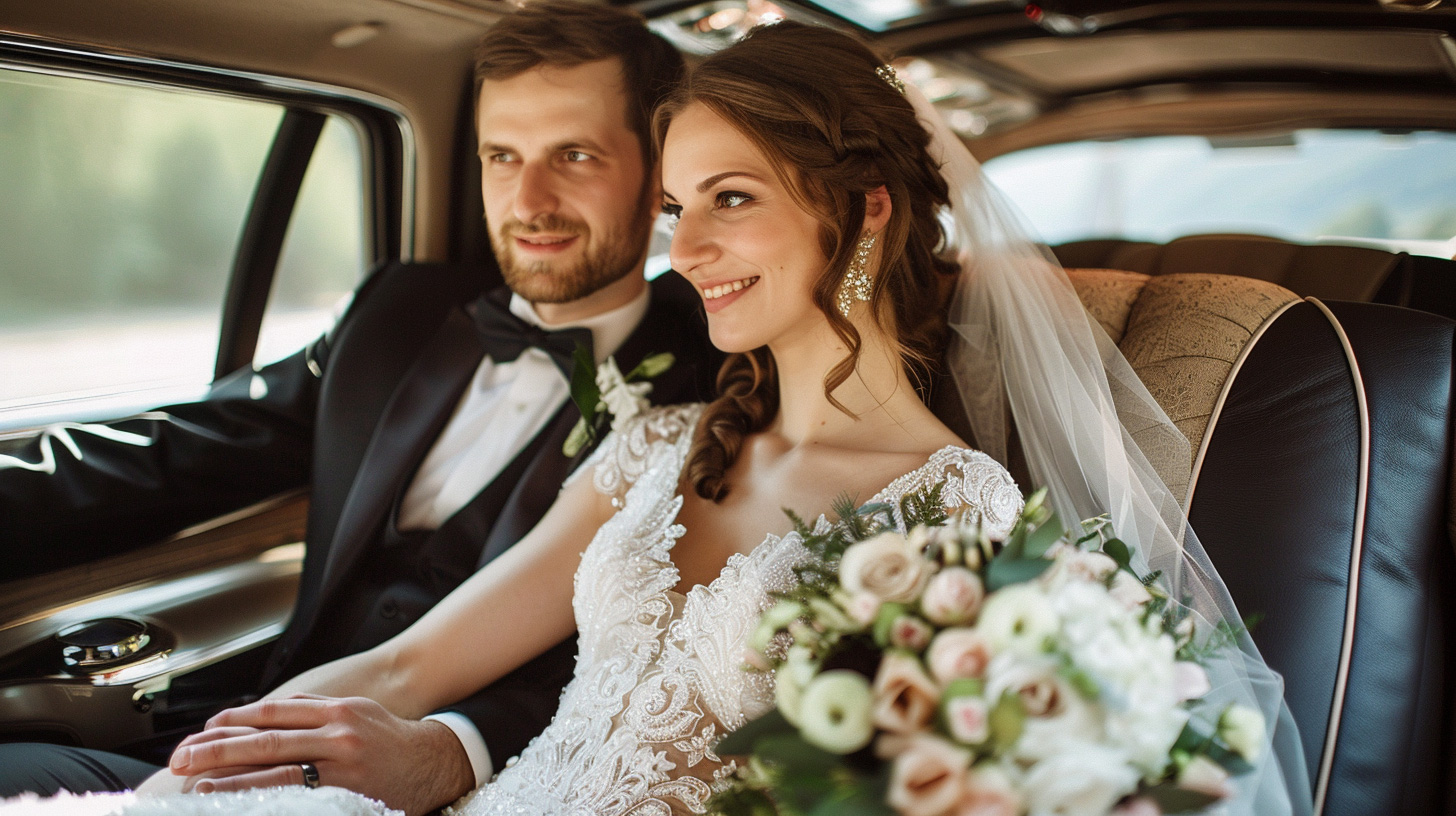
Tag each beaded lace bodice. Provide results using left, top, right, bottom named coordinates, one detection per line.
left=453, top=404, right=1021, bottom=816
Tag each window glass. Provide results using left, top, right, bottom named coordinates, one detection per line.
left=0, top=67, right=279, bottom=427
left=982, top=130, right=1456, bottom=258
left=256, top=116, right=369, bottom=366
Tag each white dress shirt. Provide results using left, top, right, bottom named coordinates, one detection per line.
left=404, top=284, right=651, bottom=784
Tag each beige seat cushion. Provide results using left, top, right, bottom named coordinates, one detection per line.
left=1066, top=269, right=1301, bottom=493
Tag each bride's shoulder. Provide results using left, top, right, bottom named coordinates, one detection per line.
left=884, top=446, right=1023, bottom=538
left=571, top=403, right=705, bottom=498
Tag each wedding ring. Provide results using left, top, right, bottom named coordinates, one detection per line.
left=299, top=761, right=321, bottom=789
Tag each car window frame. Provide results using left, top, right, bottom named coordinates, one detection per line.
left=0, top=32, right=416, bottom=423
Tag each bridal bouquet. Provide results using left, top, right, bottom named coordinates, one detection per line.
left=713, top=487, right=1264, bottom=816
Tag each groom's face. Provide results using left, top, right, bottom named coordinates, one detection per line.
left=477, top=59, right=656, bottom=307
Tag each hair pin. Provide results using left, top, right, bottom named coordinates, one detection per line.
left=876, top=64, right=906, bottom=95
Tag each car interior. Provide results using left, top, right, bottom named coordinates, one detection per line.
left=1, top=0, right=1453, bottom=813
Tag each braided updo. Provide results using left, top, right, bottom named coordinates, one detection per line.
left=653, top=21, right=957, bottom=502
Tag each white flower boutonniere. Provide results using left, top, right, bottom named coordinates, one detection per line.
left=563, top=345, right=675, bottom=457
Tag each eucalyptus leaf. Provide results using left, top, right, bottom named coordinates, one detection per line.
left=567, top=344, right=600, bottom=423
left=1022, top=512, right=1064, bottom=558
left=985, top=557, right=1051, bottom=591
left=1103, top=537, right=1132, bottom=570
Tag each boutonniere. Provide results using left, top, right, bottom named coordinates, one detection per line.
left=563, top=345, right=675, bottom=457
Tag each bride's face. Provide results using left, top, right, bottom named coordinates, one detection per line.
left=661, top=102, right=831, bottom=354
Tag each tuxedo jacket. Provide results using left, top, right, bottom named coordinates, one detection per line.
left=0, top=261, right=720, bottom=766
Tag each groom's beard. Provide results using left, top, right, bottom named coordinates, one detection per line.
left=491, top=197, right=655, bottom=305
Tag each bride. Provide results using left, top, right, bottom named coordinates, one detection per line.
left=4, top=19, right=1306, bottom=816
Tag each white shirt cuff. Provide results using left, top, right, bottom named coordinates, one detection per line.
left=422, top=711, right=494, bottom=786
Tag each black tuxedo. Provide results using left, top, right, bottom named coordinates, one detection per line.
left=0, top=261, right=718, bottom=782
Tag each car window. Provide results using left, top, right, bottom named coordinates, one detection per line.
left=982, top=130, right=1456, bottom=259
left=0, top=66, right=368, bottom=430
left=257, top=117, right=368, bottom=366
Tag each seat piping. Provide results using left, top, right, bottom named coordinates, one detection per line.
left=1305, top=298, right=1371, bottom=816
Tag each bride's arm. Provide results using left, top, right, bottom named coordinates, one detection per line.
left=147, top=474, right=616, bottom=808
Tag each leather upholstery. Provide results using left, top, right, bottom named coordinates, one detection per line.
left=1066, top=270, right=1456, bottom=813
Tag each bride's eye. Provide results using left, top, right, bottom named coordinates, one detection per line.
left=716, top=191, right=752, bottom=210
left=660, top=203, right=682, bottom=232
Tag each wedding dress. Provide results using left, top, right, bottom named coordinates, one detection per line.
left=0, top=403, right=1021, bottom=816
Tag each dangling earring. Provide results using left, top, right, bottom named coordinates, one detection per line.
left=837, top=233, right=876, bottom=317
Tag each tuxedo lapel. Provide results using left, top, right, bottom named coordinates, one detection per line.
left=316, top=307, right=484, bottom=604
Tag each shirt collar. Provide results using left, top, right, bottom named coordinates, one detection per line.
left=508, top=282, right=651, bottom=366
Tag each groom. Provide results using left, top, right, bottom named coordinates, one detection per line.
left=0, top=2, right=714, bottom=812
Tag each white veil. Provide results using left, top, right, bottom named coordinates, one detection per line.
left=908, top=83, right=1314, bottom=814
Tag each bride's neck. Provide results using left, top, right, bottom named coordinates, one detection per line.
left=766, top=320, right=929, bottom=450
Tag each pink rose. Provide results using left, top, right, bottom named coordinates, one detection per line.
left=927, top=629, right=993, bottom=685
left=1108, top=571, right=1153, bottom=610
left=891, top=615, right=934, bottom=652
left=841, top=532, right=933, bottom=603
left=953, top=766, right=1021, bottom=816
left=921, top=567, right=985, bottom=626
left=1112, top=797, right=1163, bottom=816
left=943, top=696, right=990, bottom=745
left=1177, top=755, right=1233, bottom=799
left=887, top=735, right=972, bottom=816
left=873, top=652, right=941, bottom=734
left=845, top=592, right=882, bottom=627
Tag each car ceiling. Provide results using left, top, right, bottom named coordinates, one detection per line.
left=5, top=0, right=1456, bottom=242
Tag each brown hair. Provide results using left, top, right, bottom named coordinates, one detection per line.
left=654, top=21, right=958, bottom=502
left=473, top=0, right=686, bottom=165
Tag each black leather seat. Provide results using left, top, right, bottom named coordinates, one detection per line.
left=1188, top=299, right=1455, bottom=815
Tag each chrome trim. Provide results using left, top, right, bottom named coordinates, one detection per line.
left=0, top=34, right=416, bottom=261
left=1305, top=298, right=1370, bottom=816
left=1185, top=298, right=1302, bottom=512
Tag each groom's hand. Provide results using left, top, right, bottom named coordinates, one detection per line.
left=168, top=693, right=475, bottom=816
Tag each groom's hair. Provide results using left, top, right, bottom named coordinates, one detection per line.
left=473, top=0, right=685, bottom=166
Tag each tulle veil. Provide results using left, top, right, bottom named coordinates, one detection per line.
left=909, top=80, right=1315, bottom=814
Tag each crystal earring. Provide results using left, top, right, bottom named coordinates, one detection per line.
left=837, top=233, right=877, bottom=317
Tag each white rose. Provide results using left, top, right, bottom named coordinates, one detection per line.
left=926, top=628, right=993, bottom=686
left=1219, top=704, right=1266, bottom=762
left=985, top=654, right=1100, bottom=762
left=1042, top=548, right=1119, bottom=591
left=921, top=567, right=985, bottom=626
left=1020, top=744, right=1140, bottom=816
left=797, top=670, right=875, bottom=754
left=887, top=735, right=973, bottom=816
left=976, top=584, right=1059, bottom=655
left=873, top=652, right=941, bottom=735
left=841, top=532, right=934, bottom=604
left=844, top=591, right=882, bottom=627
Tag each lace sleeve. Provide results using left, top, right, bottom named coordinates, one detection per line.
left=567, top=403, right=705, bottom=502
left=874, top=447, right=1023, bottom=538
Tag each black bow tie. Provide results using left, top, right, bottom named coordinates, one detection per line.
left=469, top=291, right=594, bottom=380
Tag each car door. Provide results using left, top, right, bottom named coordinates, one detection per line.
left=0, top=31, right=408, bottom=757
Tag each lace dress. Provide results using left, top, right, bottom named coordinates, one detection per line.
left=0, top=404, right=1020, bottom=816
left=453, top=404, right=1021, bottom=816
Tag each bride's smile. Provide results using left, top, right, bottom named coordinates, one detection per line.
left=662, top=102, right=833, bottom=354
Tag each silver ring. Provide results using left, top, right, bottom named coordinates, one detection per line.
left=299, top=761, right=321, bottom=789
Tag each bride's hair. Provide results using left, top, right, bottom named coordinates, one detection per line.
left=654, top=21, right=959, bottom=501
